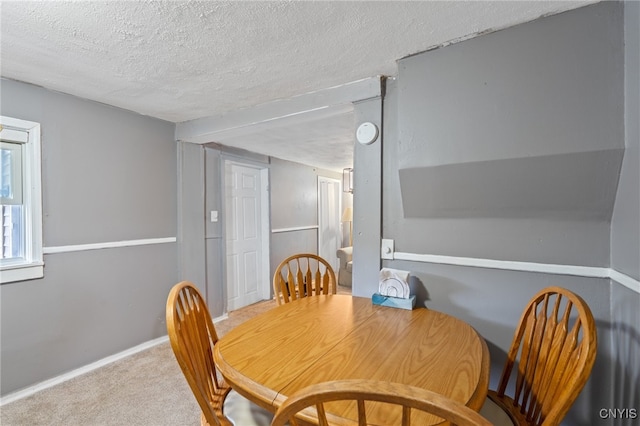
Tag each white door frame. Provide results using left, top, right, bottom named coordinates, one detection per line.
left=222, top=157, right=270, bottom=313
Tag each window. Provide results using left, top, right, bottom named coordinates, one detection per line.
left=0, top=116, right=43, bottom=283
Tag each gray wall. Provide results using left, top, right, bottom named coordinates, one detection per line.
left=609, top=2, right=640, bottom=424
left=204, top=147, right=225, bottom=317
left=392, top=0, right=623, bottom=267
left=611, top=0, right=640, bottom=281
left=380, top=76, right=615, bottom=425
left=611, top=282, right=640, bottom=426
left=351, top=97, right=383, bottom=297
left=350, top=2, right=632, bottom=424
left=0, top=79, right=178, bottom=396
left=177, top=141, right=208, bottom=311
left=269, top=157, right=341, bottom=280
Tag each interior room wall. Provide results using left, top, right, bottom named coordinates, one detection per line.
left=0, top=78, right=178, bottom=397
left=351, top=97, right=383, bottom=296
left=609, top=2, right=640, bottom=422
left=177, top=141, right=208, bottom=311
left=393, top=1, right=623, bottom=267
left=357, top=2, right=629, bottom=424
left=269, top=157, right=341, bottom=279
left=382, top=78, right=614, bottom=426
left=611, top=0, right=640, bottom=280
left=204, top=147, right=225, bottom=317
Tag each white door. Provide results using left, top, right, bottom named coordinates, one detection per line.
left=225, top=162, right=266, bottom=311
left=318, top=177, right=341, bottom=272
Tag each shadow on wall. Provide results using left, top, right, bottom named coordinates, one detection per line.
left=564, top=319, right=611, bottom=426
left=566, top=318, right=638, bottom=426
left=608, top=284, right=640, bottom=426
left=408, top=274, right=430, bottom=306
left=613, top=322, right=640, bottom=426
left=612, top=320, right=640, bottom=426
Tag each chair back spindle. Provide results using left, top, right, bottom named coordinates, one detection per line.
left=273, top=254, right=336, bottom=305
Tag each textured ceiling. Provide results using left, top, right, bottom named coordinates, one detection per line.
left=1, top=0, right=596, bottom=171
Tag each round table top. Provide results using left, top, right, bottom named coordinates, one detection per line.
left=214, top=294, right=489, bottom=425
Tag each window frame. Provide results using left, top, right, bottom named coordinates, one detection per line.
left=0, top=115, right=43, bottom=283
left=1, top=140, right=23, bottom=204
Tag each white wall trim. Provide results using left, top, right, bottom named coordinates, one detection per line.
left=392, top=251, right=640, bottom=293
left=0, top=312, right=231, bottom=406
left=43, top=237, right=177, bottom=254
left=272, top=225, right=318, bottom=233
left=260, top=167, right=271, bottom=301
left=0, top=336, right=169, bottom=406
left=609, top=268, right=640, bottom=293
left=393, top=252, right=609, bottom=277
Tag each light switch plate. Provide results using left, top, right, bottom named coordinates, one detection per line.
left=381, top=239, right=394, bottom=260
left=210, top=210, right=218, bottom=222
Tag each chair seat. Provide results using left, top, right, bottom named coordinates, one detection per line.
left=479, top=396, right=516, bottom=426
left=223, top=389, right=273, bottom=426
left=346, top=260, right=352, bottom=273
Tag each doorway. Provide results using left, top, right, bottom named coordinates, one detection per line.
left=317, top=176, right=341, bottom=272
left=224, top=160, right=270, bottom=311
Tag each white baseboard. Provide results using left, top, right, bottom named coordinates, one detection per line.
left=0, top=314, right=232, bottom=406
left=0, top=335, right=169, bottom=406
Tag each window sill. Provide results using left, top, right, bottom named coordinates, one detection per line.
left=1, top=262, right=44, bottom=284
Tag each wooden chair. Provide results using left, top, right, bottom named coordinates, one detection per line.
left=480, top=286, right=597, bottom=426
left=273, top=253, right=336, bottom=305
left=166, top=281, right=272, bottom=426
left=271, top=379, right=492, bottom=426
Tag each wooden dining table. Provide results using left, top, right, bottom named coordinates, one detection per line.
left=214, top=294, right=490, bottom=425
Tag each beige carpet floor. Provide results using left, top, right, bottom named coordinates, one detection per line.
left=0, top=298, right=279, bottom=426
left=1, top=287, right=352, bottom=426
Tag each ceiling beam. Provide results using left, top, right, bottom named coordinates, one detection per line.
left=175, top=76, right=383, bottom=144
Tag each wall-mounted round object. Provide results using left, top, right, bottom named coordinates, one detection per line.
left=356, top=122, right=379, bottom=145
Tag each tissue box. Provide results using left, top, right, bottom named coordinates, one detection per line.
left=372, top=293, right=416, bottom=310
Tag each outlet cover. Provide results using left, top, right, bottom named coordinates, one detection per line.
left=381, top=239, right=394, bottom=260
